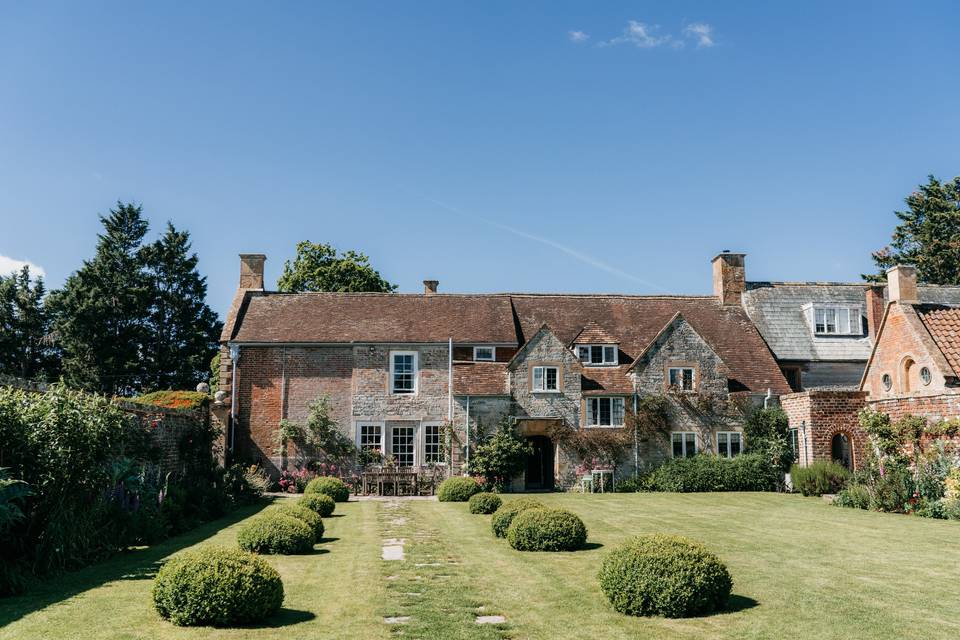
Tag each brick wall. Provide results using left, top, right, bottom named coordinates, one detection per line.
left=782, top=390, right=868, bottom=470
left=868, top=394, right=960, bottom=452
left=115, top=400, right=214, bottom=478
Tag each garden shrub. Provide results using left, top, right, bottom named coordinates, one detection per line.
left=598, top=534, right=732, bottom=618
left=790, top=461, right=850, bottom=496
left=468, top=492, right=502, bottom=514
left=868, top=462, right=913, bottom=513
left=833, top=483, right=870, bottom=510
left=491, top=498, right=546, bottom=538
left=466, top=419, right=531, bottom=491
left=506, top=508, right=587, bottom=551
left=275, top=504, right=325, bottom=540
left=152, top=546, right=283, bottom=626
left=646, top=454, right=778, bottom=493
left=614, top=474, right=650, bottom=493
left=299, top=492, right=336, bottom=517
left=236, top=513, right=315, bottom=554
left=437, top=476, right=481, bottom=502
left=130, top=390, right=209, bottom=410
left=304, top=476, right=350, bottom=502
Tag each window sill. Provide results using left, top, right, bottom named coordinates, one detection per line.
left=531, top=389, right=561, bottom=394
left=584, top=424, right=624, bottom=429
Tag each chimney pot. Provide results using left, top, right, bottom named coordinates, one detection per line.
left=711, top=252, right=746, bottom=306
left=423, top=280, right=439, bottom=295
left=239, top=254, right=266, bottom=290
left=887, top=265, right=918, bottom=303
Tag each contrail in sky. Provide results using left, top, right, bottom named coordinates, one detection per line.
left=422, top=196, right=667, bottom=292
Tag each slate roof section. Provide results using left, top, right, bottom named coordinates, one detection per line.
left=231, top=293, right=518, bottom=344
left=452, top=361, right=510, bottom=396
left=510, top=295, right=790, bottom=394
left=915, top=305, right=960, bottom=377
left=571, top=320, right=620, bottom=345
left=740, top=282, right=873, bottom=362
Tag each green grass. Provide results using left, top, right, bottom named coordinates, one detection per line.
left=3, top=493, right=959, bottom=639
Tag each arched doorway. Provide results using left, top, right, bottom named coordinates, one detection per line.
left=831, top=433, right=852, bottom=470
left=525, top=436, right=555, bottom=491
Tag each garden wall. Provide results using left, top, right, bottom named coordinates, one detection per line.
left=782, top=390, right=869, bottom=470
left=867, top=393, right=960, bottom=452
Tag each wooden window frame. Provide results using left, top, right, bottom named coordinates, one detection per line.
left=530, top=364, right=561, bottom=393
left=390, top=350, right=418, bottom=395
left=473, top=346, right=496, bottom=362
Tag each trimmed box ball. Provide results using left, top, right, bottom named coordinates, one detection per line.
left=237, top=513, right=315, bottom=554
left=304, top=476, right=350, bottom=502
left=506, top=507, right=587, bottom=551
left=152, top=546, right=283, bottom=627
left=490, top=498, right=545, bottom=538
left=436, top=477, right=481, bottom=502
left=299, top=492, right=336, bottom=517
left=598, top=534, right=733, bottom=618
left=468, top=492, right=503, bottom=514
left=276, top=503, right=325, bottom=540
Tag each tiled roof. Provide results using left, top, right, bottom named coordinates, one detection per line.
left=571, top=320, right=619, bottom=345
left=510, top=295, right=790, bottom=394
left=580, top=366, right=634, bottom=395
left=231, top=293, right=518, bottom=344
left=915, top=305, right=960, bottom=377
left=452, top=361, right=509, bottom=395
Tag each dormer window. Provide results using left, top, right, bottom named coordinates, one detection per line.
left=577, top=345, right=617, bottom=366
left=473, top=346, right=495, bottom=361
left=806, top=305, right=863, bottom=336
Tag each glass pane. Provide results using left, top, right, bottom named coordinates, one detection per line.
left=669, top=369, right=679, bottom=386
left=838, top=308, right=849, bottom=334
left=604, top=346, right=615, bottom=363
left=591, top=346, right=603, bottom=364
left=685, top=433, right=696, bottom=457
left=815, top=308, right=826, bottom=333
left=718, top=433, right=728, bottom=458
left=587, top=399, right=596, bottom=425
left=546, top=368, right=558, bottom=390
left=730, top=433, right=742, bottom=456
left=825, top=308, right=837, bottom=333
left=424, top=425, right=442, bottom=463
left=578, top=346, right=590, bottom=362
left=612, top=398, right=624, bottom=425
left=850, top=309, right=861, bottom=334
left=672, top=433, right=683, bottom=458
left=599, top=398, right=611, bottom=425
left=533, top=367, right=543, bottom=390
left=683, top=369, right=693, bottom=390
left=391, top=426, right=415, bottom=467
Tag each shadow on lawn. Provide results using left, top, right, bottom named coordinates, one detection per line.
left=718, top=595, right=760, bottom=615
left=242, top=607, right=316, bottom=628
left=0, top=500, right=270, bottom=627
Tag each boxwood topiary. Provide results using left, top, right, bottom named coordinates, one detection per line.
left=597, top=534, right=732, bottom=618
left=468, top=492, right=502, bottom=514
left=304, top=476, right=350, bottom=502
left=236, top=513, right=315, bottom=554
left=490, top=498, right=545, bottom=538
left=152, top=546, right=284, bottom=626
left=506, top=507, right=587, bottom=551
left=275, top=503, right=325, bottom=540
left=299, top=492, right=336, bottom=517
left=436, top=477, right=481, bottom=502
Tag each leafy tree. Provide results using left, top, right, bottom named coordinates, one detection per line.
left=0, top=266, right=56, bottom=380
left=48, top=202, right=150, bottom=395
left=743, top=407, right=792, bottom=474
left=277, top=240, right=397, bottom=293
left=467, top=419, right=532, bottom=491
left=274, top=396, right=355, bottom=467
left=865, top=175, right=960, bottom=283
left=140, top=223, right=222, bottom=391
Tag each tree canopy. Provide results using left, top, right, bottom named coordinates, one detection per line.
left=277, top=240, right=397, bottom=293
left=865, top=175, right=960, bottom=283
left=0, top=266, right=56, bottom=380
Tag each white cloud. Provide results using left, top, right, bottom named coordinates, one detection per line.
left=568, top=30, right=589, bottom=43
left=683, top=23, right=715, bottom=48
left=0, top=255, right=45, bottom=278
left=600, top=21, right=672, bottom=48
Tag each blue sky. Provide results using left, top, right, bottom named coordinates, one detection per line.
left=1, top=1, right=958, bottom=316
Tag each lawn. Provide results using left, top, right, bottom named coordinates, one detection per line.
left=2, top=492, right=959, bottom=639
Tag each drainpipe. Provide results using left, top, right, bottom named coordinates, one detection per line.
left=448, top=337, right=454, bottom=476
left=229, top=344, right=240, bottom=454
left=763, top=388, right=772, bottom=409
left=280, top=347, right=287, bottom=468
left=465, top=395, right=471, bottom=472
left=633, top=378, right=639, bottom=477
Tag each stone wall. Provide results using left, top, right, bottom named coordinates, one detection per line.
left=509, top=329, right=581, bottom=426
left=116, top=400, right=214, bottom=478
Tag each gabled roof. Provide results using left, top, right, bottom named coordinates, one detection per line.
left=505, top=323, right=580, bottom=370
left=571, top=320, right=619, bottom=345
left=915, top=305, right=960, bottom=377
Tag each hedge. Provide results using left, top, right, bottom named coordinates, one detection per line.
left=152, top=546, right=284, bottom=626
left=299, top=492, right=336, bottom=517
left=491, top=498, right=545, bottom=538
left=236, top=513, right=315, bottom=554
left=437, top=477, right=481, bottom=502
left=645, top=453, right=780, bottom=492
left=791, top=461, right=850, bottom=496
left=468, top=492, right=502, bottom=514
left=304, top=476, right=350, bottom=502
left=506, top=508, right=587, bottom=551
left=598, top=534, right=732, bottom=618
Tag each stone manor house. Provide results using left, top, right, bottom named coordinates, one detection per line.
left=216, top=252, right=960, bottom=489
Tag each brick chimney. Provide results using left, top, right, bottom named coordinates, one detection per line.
left=423, top=280, right=439, bottom=295
left=239, top=254, right=266, bottom=290
left=887, top=265, right=918, bottom=303
left=712, top=251, right=746, bottom=306
left=865, top=285, right=885, bottom=341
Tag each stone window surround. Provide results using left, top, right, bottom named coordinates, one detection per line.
left=473, top=346, right=496, bottom=361
left=583, top=396, right=627, bottom=428
left=716, top=431, right=743, bottom=458
left=664, top=361, right=699, bottom=393
left=389, top=350, right=418, bottom=395
left=528, top=362, right=563, bottom=393
left=671, top=431, right=698, bottom=457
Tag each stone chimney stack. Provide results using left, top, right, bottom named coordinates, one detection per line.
left=239, top=254, right=266, bottom=290
left=712, top=251, right=746, bottom=306
left=423, top=280, right=439, bottom=295
left=887, top=265, right=918, bottom=303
